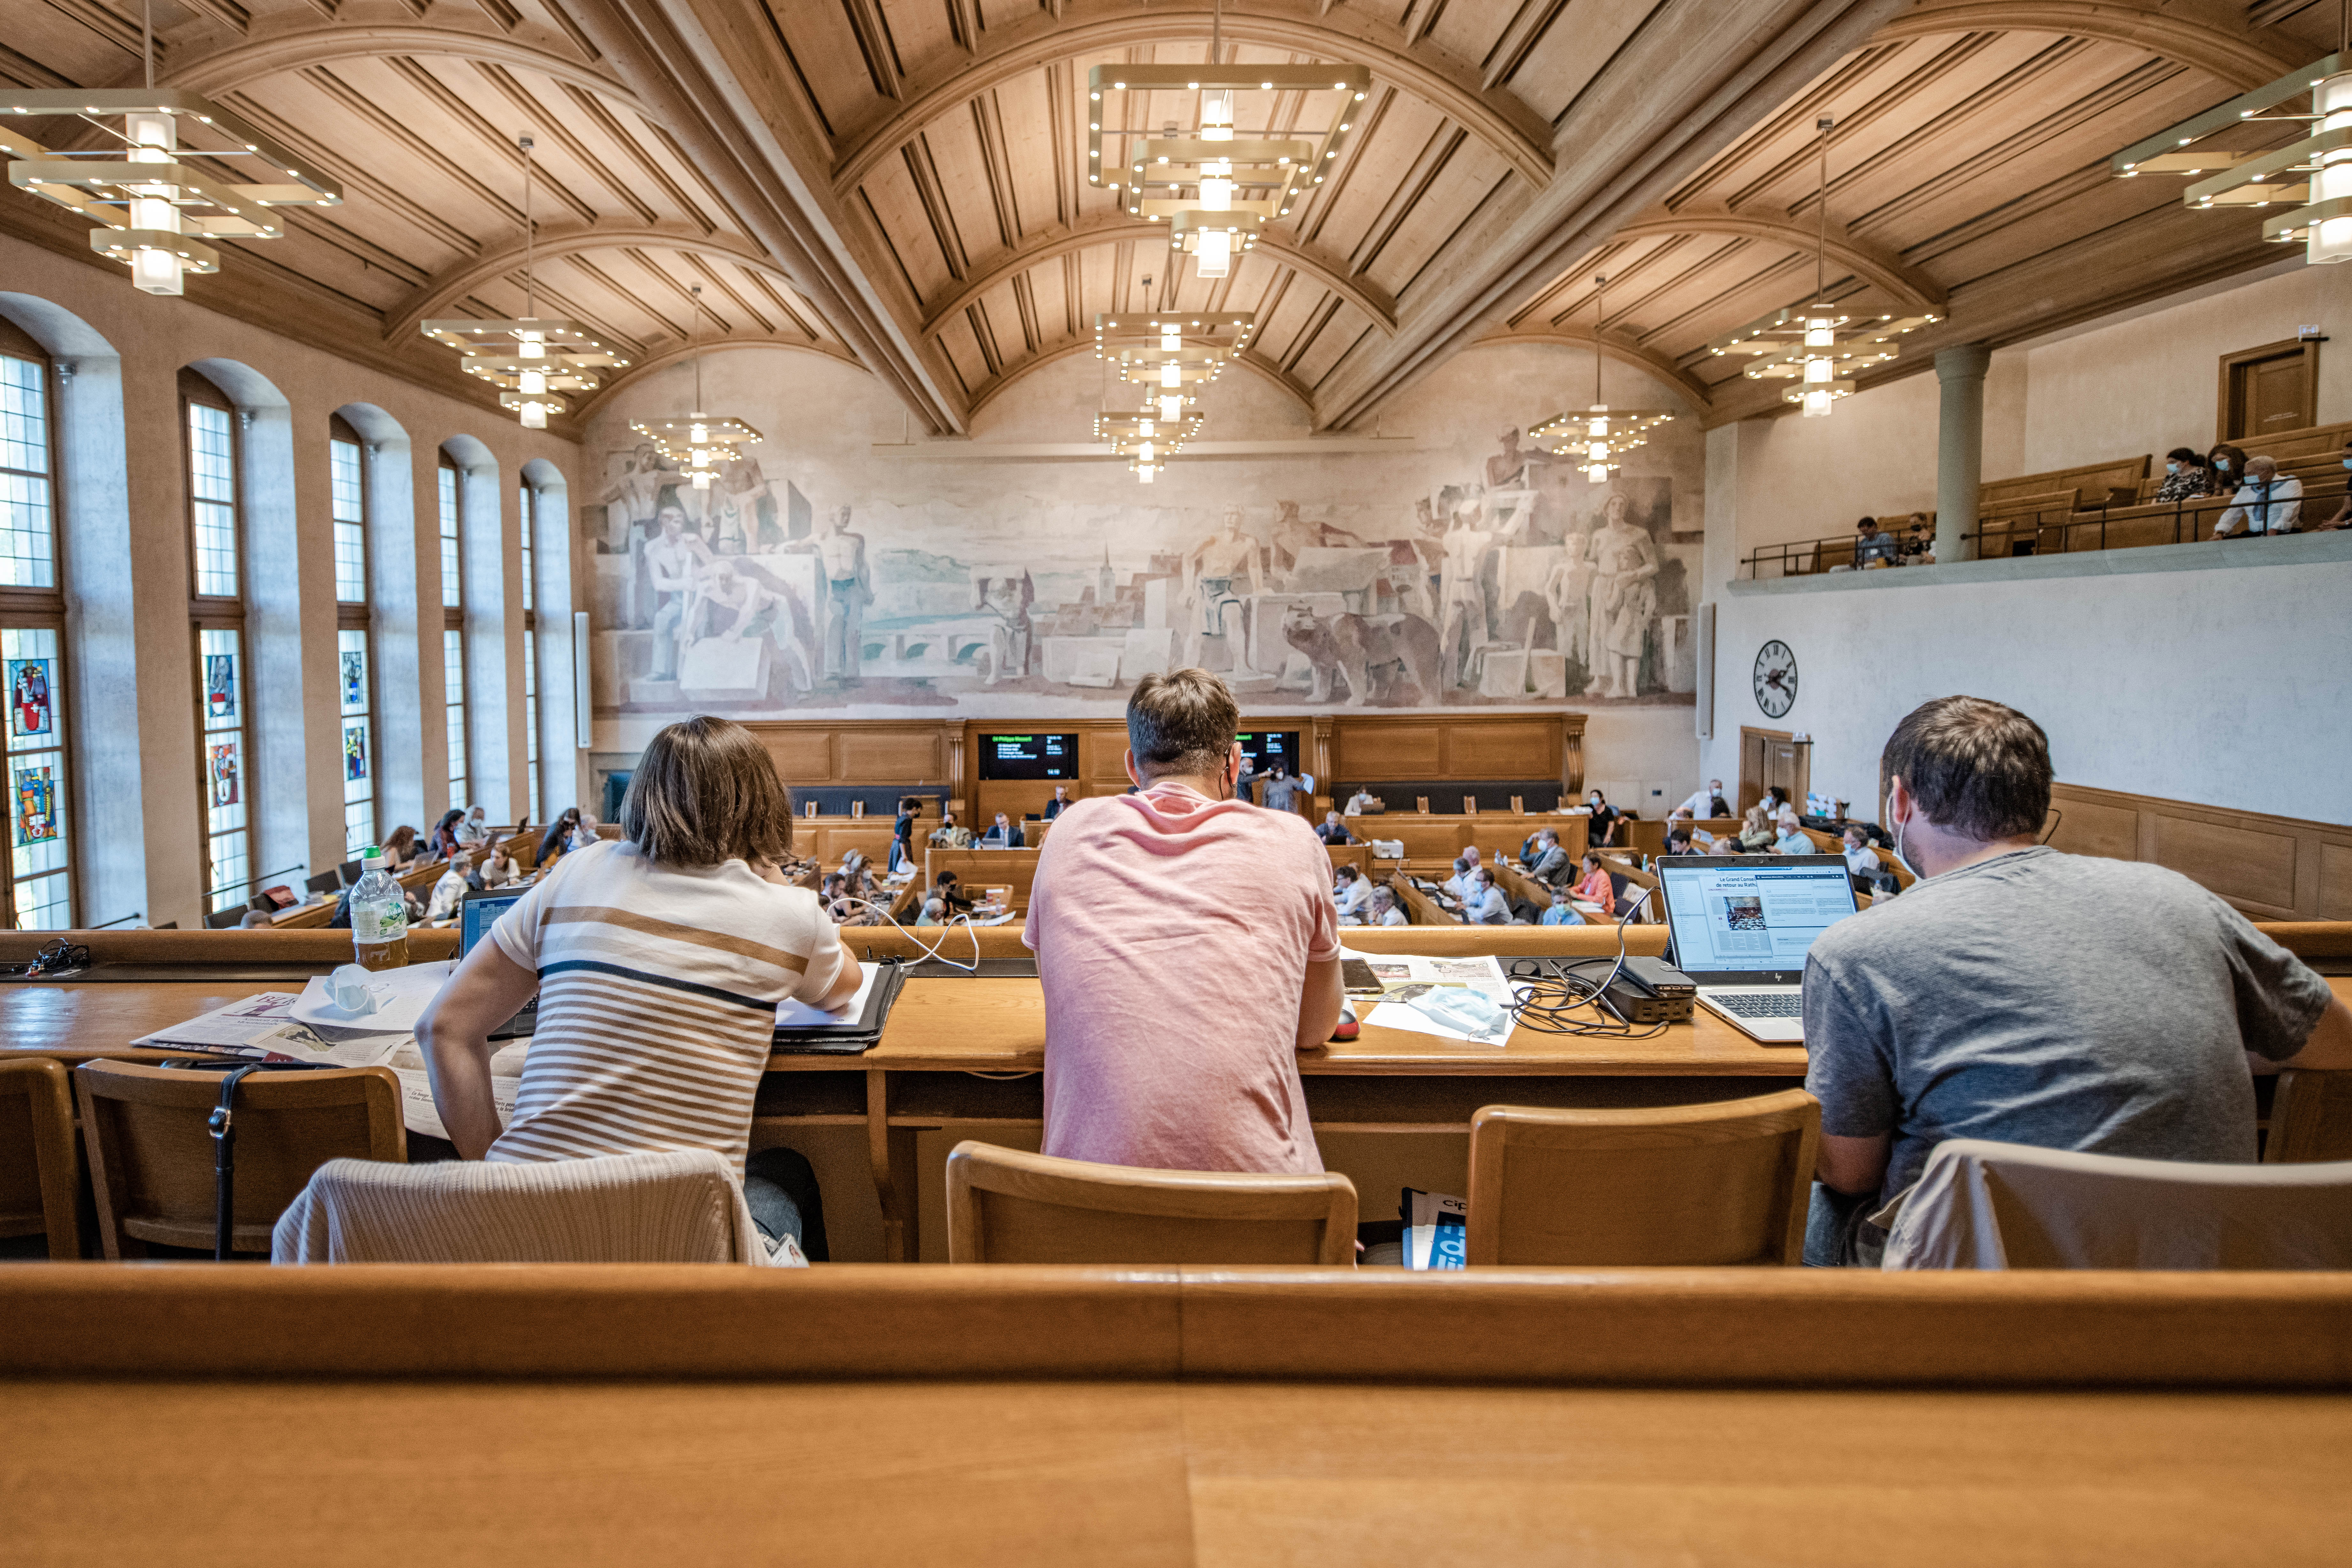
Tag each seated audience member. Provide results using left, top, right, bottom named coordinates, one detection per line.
left=416, top=714, right=861, bottom=1262
left=1898, top=514, right=1933, bottom=563
left=935, top=869, right=973, bottom=914
left=1764, top=785, right=1791, bottom=815
left=1675, top=779, right=1730, bottom=818
left=1463, top=866, right=1511, bottom=925
left=1666, top=828, right=1701, bottom=857
left=1366, top=886, right=1409, bottom=927
left=928, top=814, right=972, bottom=849
left=2316, top=437, right=2352, bottom=529
left=237, top=908, right=275, bottom=928
left=2206, top=442, right=2247, bottom=496
left=2153, top=447, right=2210, bottom=503
left=1043, top=785, right=1073, bottom=820
left=1333, top=864, right=1372, bottom=924
left=430, top=809, right=466, bottom=861
left=1773, top=811, right=1815, bottom=855
left=818, top=872, right=847, bottom=918
left=1730, top=804, right=1775, bottom=853
left=1539, top=897, right=1587, bottom=926
left=1583, top=790, right=1622, bottom=847
left=1441, top=854, right=1480, bottom=902
left=427, top=851, right=472, bottom=922
left=475, top=841, right=521, bottom=889
left=1317, top=811, right=1356, bottom=846
left=915, top=897, right=947, bottom=926
left=382, top=824, right=421, bottom=870
left=457, top=804, right=491, bottom=847
left=1522, top=827, right=1570, bottom=883
left=570, top=811, right=604, bottom=850
left=1853, top=516, right=1899, bottom=567
left=1840, top=823, right=1882, bottom=876
left=2213, top=454, right=2301, bottom=537
left=1569, top=851, right=1615, bottom=917
left=535, top=809, right=580, bottom=869
left=1345, top=786, right=1381, bottom=816
left=981, top=812, right=1024, bottom=849
left=1023, top=668, right=1342, bottom=1173
left=1804, top=696, right=2351, bottom=1267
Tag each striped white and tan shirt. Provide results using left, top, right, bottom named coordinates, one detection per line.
left=485, top=839, right=848, bottom=1170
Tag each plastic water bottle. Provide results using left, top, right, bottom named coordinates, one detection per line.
left=350, top=847, right=410, bottom=972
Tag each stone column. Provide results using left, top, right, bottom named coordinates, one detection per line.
left=1934, top=344, right=1993, bottom=563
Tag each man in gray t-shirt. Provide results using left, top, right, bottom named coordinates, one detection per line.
left=1804, top=696, right=2349, bottom=1265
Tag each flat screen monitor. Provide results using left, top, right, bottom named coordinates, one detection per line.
left=1236, top=731, right=1302, bottom=773
left=978, top=732, right=1079, bottom=781
left=1655, top=856, right=1858, bottom=984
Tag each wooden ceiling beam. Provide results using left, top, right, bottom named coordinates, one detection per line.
left=1472, top=325, right=1714, bottom=410
left=571, top=331, right=864, bottom=420
left=827, top=3, right=1555, bottom=195
left=958, top=332, right=1316, bottom=419
left=1869, top=0, right=2307, bottom=94
left=1612, top=205, right=1946, bottom=312
left=914, top=215, right=1400, bottom=338
left=162, top=22, right=636, bottom=106
left=384, top=221, right=781, bottom=341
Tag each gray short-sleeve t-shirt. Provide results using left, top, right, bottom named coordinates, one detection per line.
left=1802, top=846, right=2332, bottom=1204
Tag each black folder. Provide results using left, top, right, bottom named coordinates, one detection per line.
left=770, top=958, right=908, bottom=1055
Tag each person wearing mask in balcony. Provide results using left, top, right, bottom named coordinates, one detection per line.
left=2213, top=454, right=2301, bottom=538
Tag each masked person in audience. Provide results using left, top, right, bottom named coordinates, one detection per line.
left=1464, top=866, right=1511, bottom=925
left=935, top=869, right=973, bottom=915
left=416, top=715, right=860, bottom=1264
left=457, top=804, right=491, bottom=847
left=1898, top=514, right=1933, bottom=563
left=892, top=796, right=922, bottom=874
left=2213, top=454, right=2301, bottom=537
left=1345, top=786, right=1381, bottom=817
left=536, top=809, right=580, bottom=869
left=2153, top=447, right=2210, bottom=504
left=1773, top=811, right=1815, bottom=855
left=569, top=811, right=603, bottom=851
left=1675, top=779, right=1729, bottom=819
left=426, top=850, right=472, bottom=922
left=1804, top=696, right=2352, bottom=1266
left=1570, top=851, right=1616, bottom=917
left=2205, top=442, right=2247, bottom=496
left=1367, top=886, right=1409, bottom=927
left=1024, top=668, right=1342, bottom=1174
left=1584, top=790, right=1623, bottom=847
left=1520, top=827, right=1570, bottom=883
left=2318, top=437, right=2352, bottom=529
left=916, top=897, right=947, bottom=926
left=1442, top=854, right=1477, bottom=903
left=1244, top=762, right=1299, bottom=813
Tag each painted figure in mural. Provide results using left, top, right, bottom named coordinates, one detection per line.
left=1436, top=501, right=1499, bottom=689
left=807, top=506, right=872, bottom=681
left=1281, top=601, right=1444, bottom=708
left=601, top=442, right=673, bottom=556
left=645, top=508, right=702, bottom=682
left=1485, top=427, right=1553, bottom=492
left=708, top=455, right=776, bottom=554
left=1584, top=493, right=1659, bottom=700
left=1542, top=523, right=1598, bottom=669
left=970, top=566, right=1036, bottom=686
left=1268, top=499, right=1375, bottom=579
left=686, top=555, right=776, bottom=647
left=1184, top=505, right=1266, bottom=672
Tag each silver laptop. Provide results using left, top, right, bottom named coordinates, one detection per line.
left=1654, top=856, right=1859, bottom=1043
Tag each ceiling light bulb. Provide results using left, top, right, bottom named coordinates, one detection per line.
left=1158, top=393, right=1183, bottom=420
left=691, top=470, right=712, bottom=489
left=1200, top=169, right=1234, bottom=212
left=1139, top=419, right=1155, bottom=437
left=519, top=338, right=545, bottom=360
left=1201, top=89, right=1233, bottom=142
left=1137, top=465, right=1157, bottom=483
left=1804, top=320, right=1834, bottom=348
left=519, top=368, right=546, bottom=396
left=2309, top=71, right=2352, bottom=263
left=1138, top=441, right=1155, bottom=462
left=1804, top=356, right=1833, bottom=384
left=1161, top=362, right=1182, bottom=388
left=1161, top=329, right=1180, bottom=351
left=520, top=400, right=547, bottom=430
left=1586, top=414, right=1608, bottom=438
left=1196, top=227, right=1231, bottom=278
left=1802, top=388, right=1832, bottom=418
left=690, top=422, right=709, bottom=443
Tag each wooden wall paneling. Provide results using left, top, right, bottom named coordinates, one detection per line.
left=2047, top=784, right=2352, bottom=921
left=1334, top=720, right=1445, bottom=780
left=836, top=727, right=952, bottom=784
left=1444, top=718, right=1560, bottom=778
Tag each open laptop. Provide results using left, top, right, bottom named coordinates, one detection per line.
left=1654, top=856, right=1859, bottom=1043
left=458, top=887, right=536, bottom=1039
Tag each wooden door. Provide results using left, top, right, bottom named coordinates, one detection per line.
left=2219, top=339, right=2319, bottom=444
left=1739, top=727, right=1808, bottom=817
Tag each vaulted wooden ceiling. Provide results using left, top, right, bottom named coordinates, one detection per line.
left=0, top=0, right=2332, bottom=433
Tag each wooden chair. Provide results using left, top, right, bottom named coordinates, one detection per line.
left=1465, top=1091, right=1820, bottom=1266
left=944, top=1141, right=1357, bottom=1265
left=0, top=1060, right=81, bottom=1260
left=74, top=1061, right=405, bottom=1259
left=1462, top=795, right=1480, bottom=814
left=2265, top=1071, right=2352, bottom=1163
left=1415, top=796, right=1430, bottom=814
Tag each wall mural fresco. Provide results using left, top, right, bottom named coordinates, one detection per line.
left=581, top=347, right=1702, bottom=719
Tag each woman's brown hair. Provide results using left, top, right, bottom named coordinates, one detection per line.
left=619, top=715, right=795, bottom=867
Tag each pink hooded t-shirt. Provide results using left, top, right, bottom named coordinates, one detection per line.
left=1023, top=780, right=1339, bottom=1174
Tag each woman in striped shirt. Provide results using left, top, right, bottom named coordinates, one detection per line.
left=418, top=716, right=860, bottom=1260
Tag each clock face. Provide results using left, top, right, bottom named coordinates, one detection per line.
left=1753, top=640, right=1797, bottom=718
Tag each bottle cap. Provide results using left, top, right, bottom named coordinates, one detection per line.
left=361, top=846, right=386, bottom=870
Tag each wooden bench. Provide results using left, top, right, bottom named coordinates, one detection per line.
left=2, top=1267, right=2345, bottom=1566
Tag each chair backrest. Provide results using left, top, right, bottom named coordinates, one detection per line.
left=0, top=1060, right=80, bottom=1259
left=2266, top=1070, right=2352, bottom=1164
left=272, top=1150, right=774, bottom=1265
left=1415, top=796, right=1430, bottom=814
left=1884, top=1138, right=2352, bottom=1270
left=74, top=1061, right=404, bottom=1257
left=203, top=907, right=246, bottom=929
left=945, top=1141, right=1358, bottom=1265
left=1465, top=1091, right=1820, bottom=1266
left=304, top=871, right=340, bottom=895
left=337, top=859, right=361, bottom=885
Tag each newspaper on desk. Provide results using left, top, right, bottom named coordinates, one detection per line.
left=1348, top=950, right=1516, bottom=1046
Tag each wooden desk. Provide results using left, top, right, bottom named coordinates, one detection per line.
left=5, top=1267, right=2347, bottom=1567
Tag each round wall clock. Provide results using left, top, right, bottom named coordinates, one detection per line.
left=1753, top=640, right=1797, bottom=718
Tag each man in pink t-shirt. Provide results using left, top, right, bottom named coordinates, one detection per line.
left=1023, top=668, right=1344, bottom=1173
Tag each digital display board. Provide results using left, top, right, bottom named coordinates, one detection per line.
left=1236, top=731, right=1302, bottom=773
left=978, top=732, right=1079, bottom=781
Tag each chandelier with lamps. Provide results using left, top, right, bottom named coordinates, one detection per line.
left=630, top=285, right=762, bottom=490
left=1527, top=274, right=1675, bottom=482
left=0, top=1, right=341, bottom=297
left=421, top=135, right=623, bottom=428
left=1700, top=116, right=1938, bottom=418
left=1091, top=300, right=1255, bottom=482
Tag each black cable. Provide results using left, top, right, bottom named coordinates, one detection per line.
left=1500, top=888, right=1669, bottom=1039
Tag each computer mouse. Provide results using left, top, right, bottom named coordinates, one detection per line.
left=1329, top=1001, right=1359, bottom=1042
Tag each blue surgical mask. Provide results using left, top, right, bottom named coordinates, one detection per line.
left=2215, top=457, right=2232, bottom=472
left=2341, top=457, right=2351, bottom=471
left=2165, top=462, right=2179, bottom=475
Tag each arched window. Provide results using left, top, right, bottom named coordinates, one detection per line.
left=520, top=481, right=540, bottom=823
left=330, top=414, right=375, bottom=852
left=438, top=452, right=468, bottom=811
left=182, top=368, right=249, bottom=915
left=0, top=316, right=75, bottom=928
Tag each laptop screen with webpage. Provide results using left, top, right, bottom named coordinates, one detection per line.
left=1657, top=856, right=1859, bottom=985
left=458, top=889, right=525, bottom=958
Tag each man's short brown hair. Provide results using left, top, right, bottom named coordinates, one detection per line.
left=620, top=715, right=795, bottom=867
left=1880, top=696, right=2051, bottom=842
left=1127, top=667, right=1238, bottom=780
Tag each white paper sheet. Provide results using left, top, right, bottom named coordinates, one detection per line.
left=393, top=1068, right=523, bottom=1142
left=1354, top=954, right=1515, bottom=1045
left=773, top=961, right=882, bottom=1029
left=129, top=993, right=407, bottom=1066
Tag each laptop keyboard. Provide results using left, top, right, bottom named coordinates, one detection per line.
left=1712, top=992, right=1801, bottom=1019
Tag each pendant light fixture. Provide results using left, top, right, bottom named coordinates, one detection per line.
left=423, top=134, right=623, bottom=428
left=1528, top=274, right=1673, bottom=482
left=2107, top=2, right=2351, bottom=262
left=1, top=0, right=341, bottom=295
left=1701, top=117, right=1938, bottom=417
left=1091, top=303, right=1254, bottom=483
left=631, top=285, right=761, bottom=488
